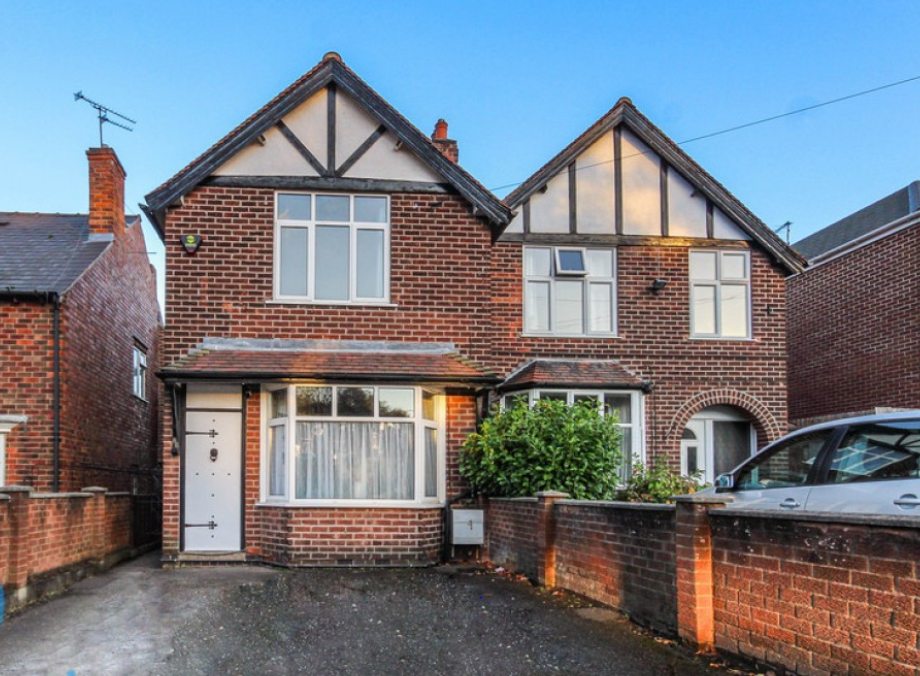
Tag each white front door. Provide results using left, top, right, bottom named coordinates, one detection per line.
left=184, top=400, right=242, bottom=551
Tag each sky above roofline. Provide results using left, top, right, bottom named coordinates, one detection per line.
left=1, top=1, right=918, bottom=307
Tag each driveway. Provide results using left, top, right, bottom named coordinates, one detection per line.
left=0, top=554, right=743, bottom=676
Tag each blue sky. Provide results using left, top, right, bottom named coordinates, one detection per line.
left=2, top=1, right=919, bottom=304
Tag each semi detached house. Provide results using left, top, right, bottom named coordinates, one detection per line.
left=144, top=53, right=804, bottom=565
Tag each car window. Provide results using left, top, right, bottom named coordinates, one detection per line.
left=826, top=421, right=920, bottom=484
left=735, top=430, right=832, bottom=490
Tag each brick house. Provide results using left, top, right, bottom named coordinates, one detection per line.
left=787, top=182, right=920, bottom=426
left=144, top=53, right=803, bottom=566
left=0, top=147, right=161, bottom=492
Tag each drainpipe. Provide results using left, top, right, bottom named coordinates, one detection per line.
left=52, top=292, right=61, bottom=492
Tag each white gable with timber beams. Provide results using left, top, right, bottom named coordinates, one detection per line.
left=213, top=85, right=444, bottom=183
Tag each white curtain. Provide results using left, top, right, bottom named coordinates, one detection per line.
left=295, top=422, right=415, bottom=499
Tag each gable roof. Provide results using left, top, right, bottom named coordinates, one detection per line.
left=144, top=53, right=512, bottom=234
left=794, top=181, right=920, bottom=261
left=504, top=98, right=805, bottom=275
left=0, top=213, right=137, bottom=297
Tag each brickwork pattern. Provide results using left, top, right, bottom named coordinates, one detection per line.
left=485, top=498, right=539, bottom=579
left=787, top=224, right=920, bottom=423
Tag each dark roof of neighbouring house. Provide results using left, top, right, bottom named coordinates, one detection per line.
left=0, top=213, right=136, bottom=297
left=498, top=359, right=647, bottom=392
left=143, top=53, right=513, bottom=235
left=793, top=181, right=920, bottom=261
left=503, top=98, right=806, bottom=275
left=159, top=339, right=498, bottom=385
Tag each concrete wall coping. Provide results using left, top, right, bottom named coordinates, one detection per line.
left=81, top=486, right=108, bottom=493
left=0, top=485, right=34, bottom=494
left=0, top=493, right=10, bottom=501
left=556, top=499, right=676, bottom=513
left=487, top=497, right=538, bottom=504
left=713, top=507, right=920, bottom=529
left=31, top=492, right=94, bottom=500
left=673, top=494, right=736, bottom=505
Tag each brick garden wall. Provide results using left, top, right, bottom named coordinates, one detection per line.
left=486, top=495, right=920, bottom=676
left=787, top=223, right=920, bottom=424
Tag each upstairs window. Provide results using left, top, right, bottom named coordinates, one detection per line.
left=524, top=247, right=616, bottom=336
left=275, top=193, right=389, bottom=303
left=689, top=249, right=750, bottom=339
left=132, top=345, right=148, bottom=400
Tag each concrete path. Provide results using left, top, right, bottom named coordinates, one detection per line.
left=0, top=553, right=744, bottom=676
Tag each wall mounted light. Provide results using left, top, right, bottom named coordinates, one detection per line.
left=649, top=279, right=668, bottom=294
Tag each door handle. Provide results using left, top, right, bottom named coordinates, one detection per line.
left=779, top=498, right=801, bottom=509
left=894, top=494, right=920, bottom=509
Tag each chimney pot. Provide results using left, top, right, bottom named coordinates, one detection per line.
left=431, top=119, right=459, bottom=163
left=433, top=119, right=449, bottom=140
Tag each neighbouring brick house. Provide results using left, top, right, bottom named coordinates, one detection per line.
left=144, top=53, right=803, bottom=566
left=787, top=182, right=920, bottom=426
left=0, top=147, right=161, bottom=493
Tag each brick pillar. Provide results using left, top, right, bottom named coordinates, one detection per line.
left=0, top=487, right=34, bottom=591
left=83, top=487, right=108, bottom=560
left=535, top=490, right=568, bottom=588
left=674, top=494, right=731, bottom=653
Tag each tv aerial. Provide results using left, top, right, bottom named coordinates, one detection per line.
left=74, top=91, right=136, bottom=146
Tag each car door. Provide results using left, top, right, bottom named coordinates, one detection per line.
left=728, top=428, right=836, bottom=510
left=805, top=419, right=920, bottom=515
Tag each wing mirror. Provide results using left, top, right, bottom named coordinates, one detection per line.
left=714, top=473, right=734, bottom=493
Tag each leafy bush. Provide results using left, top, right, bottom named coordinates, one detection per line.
left=460, top=398, right=622, bottom=499
left=615, top=457, right=707, bottom=503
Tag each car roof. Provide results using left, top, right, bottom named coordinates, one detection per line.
left=794, top=410, right=920, bottom=436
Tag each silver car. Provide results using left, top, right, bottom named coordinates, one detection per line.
left=711, top=411, right=920, bottom=515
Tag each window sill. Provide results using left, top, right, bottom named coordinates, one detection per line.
left=256, top=500, right=444, bottom=509
left=267, top=299, right=398, bottom=308
left=688, top=336, right=756, bottom=342
left=522, top=333, right=620, bottom=340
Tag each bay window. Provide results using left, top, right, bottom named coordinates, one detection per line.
left=523, top=247, right=617, bottom=336
left=263, top=385, right=444, bottom=504
left=275, top=193, right=389, bottom=303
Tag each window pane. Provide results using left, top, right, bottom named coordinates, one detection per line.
left=604, top=394, right=631, bottom=423
left=279, top=227, right=308, bottom=296
left=379, top=388, right=414, bottom=418
left=538, top=392, right=567, bottom=402
left=277, top=194, right=311, bottom=220
left=573, top=394, right=601, bottom=410
left=692, top=285, right=717, bottom=335
left=556, top=249, right=586, bottom=273
left=585, top=249, right=613, bottom=277
left=315, top=225, right=350, bottom=300
left=270, top=389, right=288, bottom=419
left=425, top=427, right=438, bottom=498
left=555, top=280, right=584, bottom=333
left=269, top=424, right=286, bottom=496
left=337, top=387, right=374, bottom=417
left=722, top=253, right=747, bottom=280
left=690, top=251, right=717, bottom=280
left=295, top=422, right=415, bottom=499
left=356, top=229, right=385, bottom=298
left=316, top=195, right=349, bottom=221
left=588, top=282, right=613, bottom=333
left=524, top=248, right=551, bottom=276
left=713, top=421, right=751, bottom=476
left=296, top=387, right=332, bottom=416
left=720, top=284, right=749, bottom=337
left=504, top=393, right=529, bottom=409
left=422, top=391, right=437, bottom=421
left=736, top=430, right=830, bottom=490
left=354, top=196, right=387, bottom=222
left=525, top=281, right=551, bottom=332
left=828, top=423, right=920, bottom=484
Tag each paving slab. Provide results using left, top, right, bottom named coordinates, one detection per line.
left=0, top=553, right=748, bottom=676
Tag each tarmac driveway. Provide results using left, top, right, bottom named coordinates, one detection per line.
left=0, top=553, right=742, bottom=676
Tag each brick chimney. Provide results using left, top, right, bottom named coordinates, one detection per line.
left=431, top=119, right=459, bottom=163
left=87, top=147, right=126, bottom=236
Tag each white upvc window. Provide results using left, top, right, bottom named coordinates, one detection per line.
left=132, top=345, right=148, bottom=400
left=262, top=384, right=445, bottom=506
left=275, top=193, right=390, bottom=303
left=689, top=249, right=751, bottom=339
left=523, top=247, right=617, bottom=336
left=500, top=389, right=644, bottom=479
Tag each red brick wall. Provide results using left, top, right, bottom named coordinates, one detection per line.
left=787, top=224, right=920, bottom=424
left=60, top=218, right=161, bottom=492
left=486, top=498, right=540, bottom=579
left=491, top=241, right=791, bottom=457
left=711, top=511, right=920, bottom=676
left=0, top=302, right=55, bottom=486
left=554, top=502, right=677, bottom=634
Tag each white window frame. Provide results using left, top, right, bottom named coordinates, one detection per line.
left=523, top=246, right=618, bottom=337
left=132, top=345, right=148, bottom=401
left=500, top=389, right=644, bottom=473
left=689, top=249, right=751, bottom=340
left=260, top=384, right=445, bottom=507
left=681, top=407, right=757, bottom=483
left=0, top=416, right=27, bottom=486
left=554, top=247, right=588, bottom=276
left=274, top=192, right=391, bottom=304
